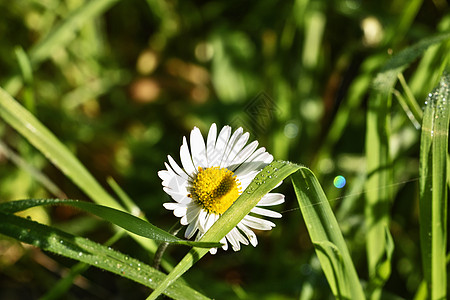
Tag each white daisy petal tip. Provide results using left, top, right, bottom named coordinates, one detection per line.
left=159, top=124, right=285, bottom=253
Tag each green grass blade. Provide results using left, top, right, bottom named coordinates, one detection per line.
left=0, top=87, right=120, bottom=210
left=146, top=161, right=302, bottom=300
left=363, top=34, right=450, bottom=299
left=40, top=230, right=125, bottom=300
left=419, top=73, right=449, bottom=300
left=0, top=199, right=221, bottom=248
left=292, top=168, right=365, bottom=300
left=0, top=211, right=210, bottom=300
left=365, top=87, right=393, bottom=299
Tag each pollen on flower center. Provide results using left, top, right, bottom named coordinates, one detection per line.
left=189, top=166, right=241, bottom=215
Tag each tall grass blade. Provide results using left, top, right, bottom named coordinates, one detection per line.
left=365, top=84, right=393, bottom=299
left=0, top=199, right=221, bottom=248
left=419, top=73, right=449, bottom=300
left=364, top=34, right=450, bottom=299
left=292, top=168, right=365, bottom=300
left=0, top=211, right=209, bottom=300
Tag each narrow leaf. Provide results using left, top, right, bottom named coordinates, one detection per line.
left=292, top=168, right=365, bottom=300
left=419, top=73, right=449, bottom=300
left=0, top=211, right=209, bottom=300
left=0, top=199, right=221, bottom=248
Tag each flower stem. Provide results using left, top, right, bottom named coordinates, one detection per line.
left=152, top=221, right=183, bottom=270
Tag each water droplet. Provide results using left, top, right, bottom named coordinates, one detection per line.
left=94, top=261, right=98, bottom=265
left=78, top=252, right=83, bottom=256
left=125, top=256, right=129, bottom=260
left=148, top=278, right=153, bottom=282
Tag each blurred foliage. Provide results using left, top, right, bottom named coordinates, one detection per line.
left=0, top=0, right=449, bottom=299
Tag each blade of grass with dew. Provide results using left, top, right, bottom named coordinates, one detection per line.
left=40, top=229, right=126, bottom=300
left=419, top=73, right=449, bottom=300
left=0, top=87, right=159, bottom=252
left=364, top=33, right=450, bottom=299
left=316, top=32, right=450, bottom=170
left=146, top=161, right=303, bottom=300
left=0, top=211, right=210, bottom=300
left=0, top=199, right=221, bottom=248
left=292, top=168, right=365, bottom=300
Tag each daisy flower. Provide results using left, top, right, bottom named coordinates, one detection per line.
left=158, top=124, right=285, bottom=254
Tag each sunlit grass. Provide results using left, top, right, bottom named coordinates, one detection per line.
left=0, top=1, right=449, bottom=299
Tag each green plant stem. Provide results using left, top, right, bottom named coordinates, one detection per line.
left=153, top=222, right=184, bottom=271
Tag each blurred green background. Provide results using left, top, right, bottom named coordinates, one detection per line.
left=0, top=0, right=448, bottom=299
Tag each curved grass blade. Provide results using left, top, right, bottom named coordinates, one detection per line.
left=292, top=168, right=365, bottom=300
left=0, top=211, right=210, bottom=300
left=146, top=161, right=303, bottom=300
left=419, top=73, right=449, bottom=300
left=0, top=199, right=221, bottom=248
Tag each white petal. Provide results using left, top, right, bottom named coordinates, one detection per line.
left=168, top=155, right=189, bottom=181
left=181, top=203, right=201, bottom=225
left=163, top=202, right=183, bottom=210
left=242, top=215, right=275, bottom=230
left=210, top=126, right=231, bottom=166
left=237, top=223, right=258, bottom=247
left=185, top=218, right=199, bottom=239
left=223, top=131, right=249, bottom=168
left=251, top=207, right=282, bottom=218
left=163, top=187, right=189, bottom=203
left=190, top=127, right=207, bottom=169
left=206, top=123, right=217, bottom=165
left=228, top=140, right=258, bottom=171
left=220, top=127, right=242, bottom=168
left=173, top=206, right=187, bottom=218
left=258, top=193, right=285, bottom=206
left=220, top=236, right=228, bottom=251
left=158, top=170, right=171, bottom=182
left=203, top=213, right=218, bottom=232
left=197, top=209, right=209, bottom=233
left=180, top=137, right=197, bottom=176
left=233, top=147, right=267, bottom=176
left=226, top=228, right=241, bottom=251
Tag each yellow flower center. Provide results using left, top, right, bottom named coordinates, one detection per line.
left=189, top=166, right=241, bottom=215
